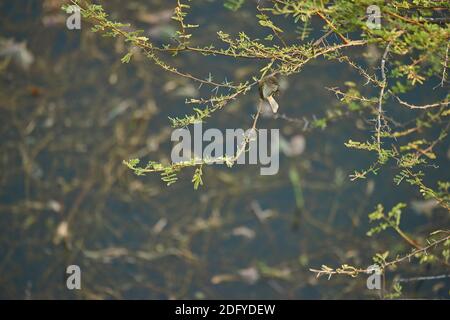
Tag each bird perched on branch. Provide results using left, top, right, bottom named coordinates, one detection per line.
left=259, top=75, right=280, bottom=113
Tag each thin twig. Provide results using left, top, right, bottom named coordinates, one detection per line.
left=310, top=233, right=450, bottom=279
left=376, top=43, right=391, bottom=151
left=316, top=11, right=350, bottom=44
left=435, top=42, right=449, bottom=88
left=396, top=274, right=450, bottom=283
left=392, top=94, right=449, bottom=109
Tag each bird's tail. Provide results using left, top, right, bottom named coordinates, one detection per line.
left=267, top=95, right=279, bottom=113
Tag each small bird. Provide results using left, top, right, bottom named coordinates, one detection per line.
left=259, top=75, right=280, bottom=113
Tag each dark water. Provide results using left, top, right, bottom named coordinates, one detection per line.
left=0, top=0, right=448, bottom=299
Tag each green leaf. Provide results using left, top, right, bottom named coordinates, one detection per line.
left=192, top=166, right=204, bottom=190
left=121, top=52, right=133, bottom=64
left=224, top=0, right=245, bottom=11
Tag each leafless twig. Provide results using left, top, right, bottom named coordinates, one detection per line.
left=391, top=94, right=449, bottom=109
left=376, top=43, right=391, bottom=151
left=396, top=274, right=450, bottom=283
left=434, top=42, right=449, bottom=89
